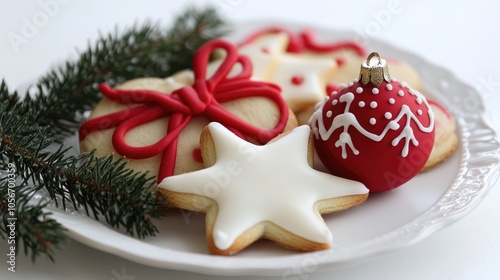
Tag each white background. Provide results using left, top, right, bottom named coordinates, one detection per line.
left=1, top=0, right=499, bottom=279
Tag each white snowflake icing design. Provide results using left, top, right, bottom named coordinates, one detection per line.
left=309, top=81, right=435, bottom=159
left=159, top=123, right=368, bottom=251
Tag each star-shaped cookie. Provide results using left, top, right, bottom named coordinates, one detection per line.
left=158, top=122, right=369, bottom=255
left=238, top=32, right=289, bottom=80
left=238, top=32, right=337, bottom=112
left=270, top=54, right=336, bottom=112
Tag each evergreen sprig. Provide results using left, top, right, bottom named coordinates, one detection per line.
left=0, top=6, right=226, bottom=261
left=0, top=98, right=165, bottom=238
left=18, top=6, right=226, bottom=139
left=0, top=178, right=67, bottom=262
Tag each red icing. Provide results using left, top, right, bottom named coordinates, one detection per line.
left=335, top=57, right=346, bottom=67
left=326, top=83, right=339, bottom=95
left=238, top=27, right=304, bottom=53
left=79, top=39, right=289, bottom=182
left=385, top=57, right=401, bottom=65
left=239, top=27, right=366, bottom=56
left=312, top=81, right=435, bottom=192
left=291, top=75, right=304, bottom=85
left=300, top=30, right=366, bottom=56
left=428, top=99, right=453, bottom=120
left=192, top=148, right=203, bottom=163
left=261, top=47, right=270, bottom=54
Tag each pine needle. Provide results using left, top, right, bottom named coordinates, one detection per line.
left=0, top=6, right=226, bottom=261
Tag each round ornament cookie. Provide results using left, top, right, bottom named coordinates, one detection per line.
left=79, top=39, right=298, bottom=183
left=422, top=99, right=458, bottom=171
left=309, top=52, right=435, bottom=192
left=159, top=122, right=369, bottom=255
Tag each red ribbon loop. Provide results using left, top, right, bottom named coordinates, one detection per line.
left=79, top=39, right=289, bottom=182
left=238, top=27, right=366, bottom=56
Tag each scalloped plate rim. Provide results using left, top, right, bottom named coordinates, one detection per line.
left=46, top=20, right=500, bottom=276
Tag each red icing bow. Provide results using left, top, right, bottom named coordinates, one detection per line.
left=238, top=27, right=366, bottom=56
left=79, top=39, right=289, bottom=182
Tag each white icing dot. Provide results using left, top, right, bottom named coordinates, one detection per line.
left=416, top=97, right=422, bottom=104
left=409, top=88, right=417, bottom=96
left=331, top=91, right=338, bottom=95
left=331, top=99, right=338, bottom=105
left=388, top=120, right=400, bottom=130
left=386, top=84, right=393, bottom=91
left=324, top=95, right=330, bottom=101
left=370, top=101, right=378, bottom=108
left=348, top=81, right=354, bottom=87
left=352, top=79, right=359, bottom=83
left=326, top=110, right=333, bottom=118
left=398, top=90, right=405, bottom=96
left=400, top=82, right=408, bottom=88
left=339, top=132, right=350, bottom=143
left=358, top=101, right=365, bottom=107
left=372, top=88, right=379, bottom=94
left=389, top=98, right=395, bottom=104
left=369, top=118, right=376, bottom=125
left=390, top=77, right=397, bottom=82
left=384, top=112, right=392, bottom=119
left=356, top=87, right=363, bottom=94
left=417, top=109, right=423, bottom=115
left=339, top=84, right=348, bottom=90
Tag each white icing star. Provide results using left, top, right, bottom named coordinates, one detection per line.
left=237, top=33, right=336, bottom=112
left=270, top=54, right=336, bottom=112
left=158, top=122, right=368, bottom=252
left=238, top=32, right=289, bottom=80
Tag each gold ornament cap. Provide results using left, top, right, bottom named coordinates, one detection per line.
left=359, top=52, right=391, bottom=87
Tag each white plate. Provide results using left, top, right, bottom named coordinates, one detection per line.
left=47, top=21, right=500, bottom=276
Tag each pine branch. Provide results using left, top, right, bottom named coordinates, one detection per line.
left=18, top=6, right=226, bottom=139
left=1, top=94, right=165, bottom=239
left=0, top=178, right=68, bottom=262
left=0, top=6, right=227, bottom=261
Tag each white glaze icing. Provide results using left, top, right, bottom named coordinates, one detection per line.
left=270, top=54, right=335, bottom=111
left=309, top=80, right=435, bottom=159
left=158, top=122, right=368, bottom=250
left=237, top=32, right=337, bottom=112
left=238, top=33, right=289, bottom=80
